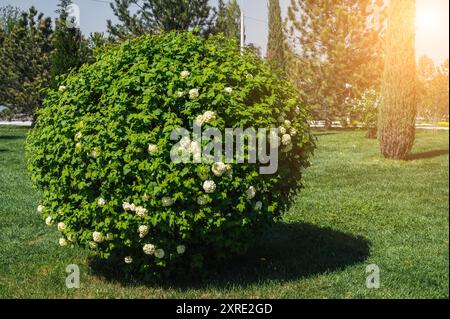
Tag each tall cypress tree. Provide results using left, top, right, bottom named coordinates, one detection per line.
left=51, top=0, right=90, bottom=85
left=107, top=0, right=215, bottom=38
left=378, top=0, right=417, bottom=159
left=267, top=0, right=285, bottom=72
left=287, top=0, right=385, bottom=127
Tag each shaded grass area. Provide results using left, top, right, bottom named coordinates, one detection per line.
left=0, top=126, right=448, bottom=298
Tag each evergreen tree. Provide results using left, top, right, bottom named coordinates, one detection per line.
left=0, top=5, right=22, bottom=33
left=287, top=0, right=385, bottom=127
left=247, top=43, right=262, bottom=57
left=0, top=7, right=53, bottom=118
left=214, top=0, right=241, bottom=40
left=378, top=0, right=417, bottom=159
left=0, top=5, right=23, bottom=105
left=267, top=0, right=285, bottom=72
left=0, top=6, right=22, bottom=79
left=0, top=5, right=22, bottom=62
left=88, top=32, right=116, bottom=55
left=107, top=0, right=215, bottom=38
left=51, top=0, right=90, bottom=84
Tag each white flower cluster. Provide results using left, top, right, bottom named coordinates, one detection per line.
left=191, top=141, right=202, bottom=157
left=180, top=136, right=191, bottom=149
left=203, top=180, right=216, bottom=194
left=177, top=245, right=186, bottom=254
left=281, top=134, right=293, bottom=153
left=58, top=85, right=67, bottom=92
left=75, top=132, right=82, bottom=141
left=281, top=134, right=292, bottom=146
left=124, top=256, right=133, bottom=264
left=255, top=201, right=263, bottom=211
left=211, top=162, right=231, bottom=177
left=189, top=88, right=199, bottom=100
left=143, top=243, right=156, bottom=255
left=37, top=205, right=45, bottom=213
left=45, top=216, right=54, bottom=226
left=172, top=136, right=202, bottom=163
left=290, top=128, right=297, bottom=136
left=277, top=121, right=295, bottom=153
left=195, top=110, right=216, bottom=127
left=135, top=206, right=148, bottom=217
left=122, top=202, right=135, bottom=211
left=162, top=197, right=174, bottom=207
left=90, top=148, right=100, bottom=159
left=276, top=113, right=297, bottom=152
left=123, top=202, right=148, bottom=217
left=154, top=248, right=165, bottom=259
left=203, top=111, right=216, bottom=123
left=180, top=70, right=190, bottom=78
left=57, top=222, right=66, bottom=232
left=138, top=225, right=149, bottom=238
left=93, top=231, right=104, bottom=243
left=246, top=186, right=257, bottom=200
left=142, top=244, right=181, bottom=259
left=148, top=144, right=158, bottom=155
left=197, top=194, right=210, bottom=206
left=59, top=238, right=68, bottom=247
left=224, top=87, right=233, bottom=94
left=97, top=197, right=106, bottom=207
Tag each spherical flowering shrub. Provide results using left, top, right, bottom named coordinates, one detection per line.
left=26, top=32, right=315, bottom=276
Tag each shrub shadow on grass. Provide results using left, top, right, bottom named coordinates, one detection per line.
left=89, top=222, right=370, bottom=290
left=406, top=149, right=449, bottom=161
left=0, top=135, right=23, bottom=140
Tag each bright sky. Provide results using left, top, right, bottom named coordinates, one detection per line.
left=415, top=0, right=449, bottom=63
left=1, top=0, right=448, bottom=64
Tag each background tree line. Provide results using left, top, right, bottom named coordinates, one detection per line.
left=267, top=0, right=448, bottom=128
left=0, top=0, right=242, bottom=119
left=0, top=0, right=448, bottom=159
left=417, top=55, right=449, bottom=124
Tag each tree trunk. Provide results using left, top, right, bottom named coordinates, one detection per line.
left=378, top=0, right=417, bottom=159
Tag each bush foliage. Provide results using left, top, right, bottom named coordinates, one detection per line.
left=26, top=32, right=315, bottom=277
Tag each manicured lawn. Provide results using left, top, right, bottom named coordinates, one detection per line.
left=0, top=125, right=448, bottom=298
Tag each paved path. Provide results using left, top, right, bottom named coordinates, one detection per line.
left=0, top=121, right=32, bottom=126
left=416, top=126, right=449, bottom=131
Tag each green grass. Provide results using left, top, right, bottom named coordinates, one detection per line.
left=0, top=125, right=448, bottom=298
